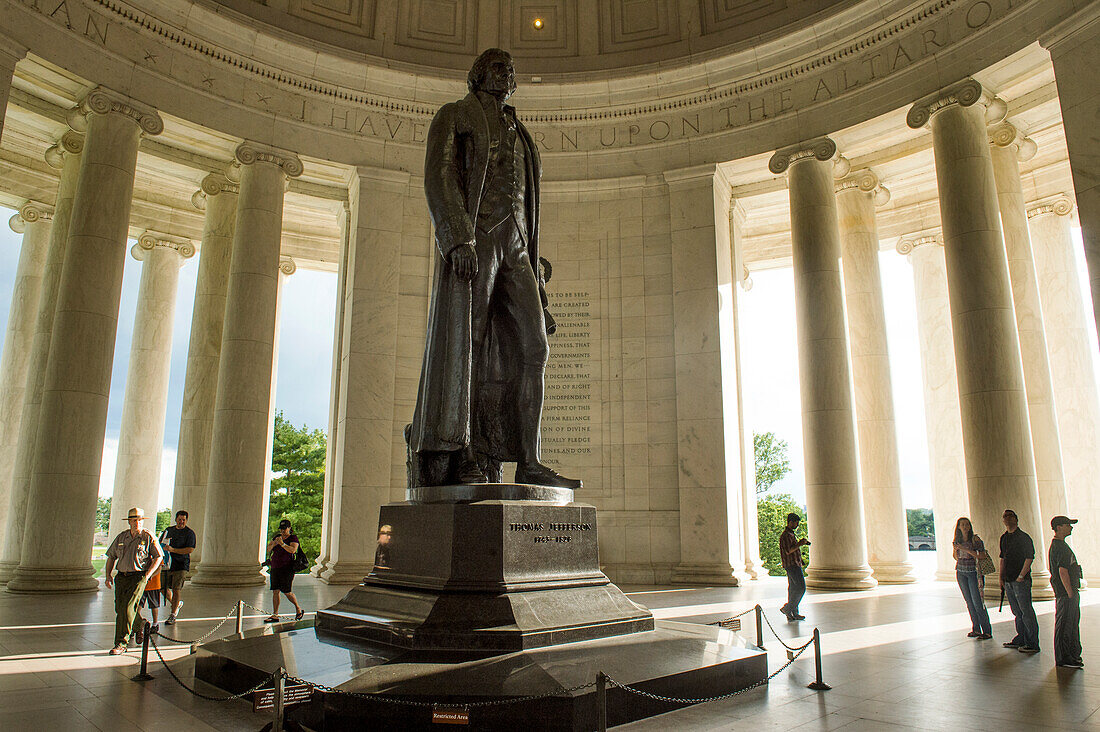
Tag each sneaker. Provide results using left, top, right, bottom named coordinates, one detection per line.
left=967, top=631, right=981, bottom=638
left=1058, top=661, right=1085, bottom=669
left=165, top=614, right=176, bottom=626
left=793, top=614, right=806, bottom=620
left=108, top=644, right=127, bottom=656
left=1019, top=646, right=1040, bottom=654
left=149, top=624, right=159, bottom=635
left=977, top=634, right=993, bottom=640
left=1003, top=641, right=1022, bottom=648
left=133, top=626, right=144, bottom=644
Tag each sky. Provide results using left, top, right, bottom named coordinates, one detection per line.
left=0, top=210, right=1093, bottom=514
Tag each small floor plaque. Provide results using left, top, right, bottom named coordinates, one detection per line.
left=253, top=683, right=312, bottom=711
left=432, top=706, right=470, bottom=725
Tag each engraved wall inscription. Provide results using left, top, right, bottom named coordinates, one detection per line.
left=542, top=290, right=595, bottom=469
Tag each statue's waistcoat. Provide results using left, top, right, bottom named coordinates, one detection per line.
left=477, top=109, right=528, bottom=238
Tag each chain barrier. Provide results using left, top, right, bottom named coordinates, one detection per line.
left=705, top=606, right=756, bottom=627
left=152, top=605, right=240, bottom=645
left=758, top=607, right=808, bottom=652
left=148, top=632, right=280, bottom=701
left=605, top=636, right=814, bottom=705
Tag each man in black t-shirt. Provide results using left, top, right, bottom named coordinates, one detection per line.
left=999, top=508, right=1040, bottom=653
left=159, top=510, right=197, bottom=625
left=1048, top=515, right=1084, bottom=669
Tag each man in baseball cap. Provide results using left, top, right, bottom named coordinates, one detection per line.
left=1048, top=515, right=1083, bottom=669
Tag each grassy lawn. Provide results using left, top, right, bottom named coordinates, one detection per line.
left=92, top=545, right=107, bottom=576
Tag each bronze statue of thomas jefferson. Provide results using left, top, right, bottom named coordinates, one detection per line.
left=407, top=48, right=581, bottom=491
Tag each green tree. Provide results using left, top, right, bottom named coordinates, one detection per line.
left=757, top=493, right=807, bottom=576
left=906, top=508, right=935, bottom=537
left=96, top=497, right=111, bottom=533
left=267, top=411, right=326, bottom=569
left=754, top=431, right=791, bottom=494
left=156, top=509, right=172, bottom=534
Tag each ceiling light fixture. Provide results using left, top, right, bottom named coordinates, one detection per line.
left=533, top=18, right=544, bottom=30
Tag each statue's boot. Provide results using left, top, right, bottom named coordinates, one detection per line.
left=515, top=462, right=582, bottom=490
left=456, top=459, right=489, bottom=484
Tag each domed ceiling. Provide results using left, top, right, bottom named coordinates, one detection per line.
left=204, top=0, right=857, bottom=74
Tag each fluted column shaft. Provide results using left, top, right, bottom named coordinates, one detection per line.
left=108, top=235, right=193, bottom=529
left=191, top=142, right=301, bottom=587
left=665, top=165, right=748, bottom=586
left=0, top=206, right=52, bottom=551
left=990, top=129, right=1068, bottom=563
left=902, top=237, right=970, bottom=581
left=0, top=134, right=83, bottom=584
left=320, top=168, right=405, bottom=584
left=311, top=202, right=350, bottom=578
left=909, top=80, right=1047, bottom=590
left=771, top=138, right=875, bottom=591
left=1042, top=7, right=1100, bottom=362
left=836, top=174, right=915, bottom=584
left=1029, top=199, right=1100, bottom=583
left=9, top=90, right=162, bottom=593
left=171, top=175, right=238, bottom=569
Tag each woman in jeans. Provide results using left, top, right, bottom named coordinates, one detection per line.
left=953, top=517, right=993, bottom=639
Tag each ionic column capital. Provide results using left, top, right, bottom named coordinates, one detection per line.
left=988, top=121, right=1037, bottom=162
left=833, top=168, right=892, bottom=206
left=191, top=171, right=241, bottom=210
left=1026, top=194, right=1075, bottom=220
left=72, top=87, right=163, bottom=136
left=907, top=79, right=1002, bottom=129
left=8, top=201, right=54, bottom=233
left=44, top=130, right=84, bottom=169
left=896, top=231, right=944, bottom=256
left=279, top=256, right=297, bottom=276
left=133, top=232, right=196, bottom=261
left=769, top=137, right=836, bottom=174
left=235, top=141, right=303, bottom=178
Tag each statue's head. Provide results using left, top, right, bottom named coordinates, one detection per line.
left=468, top=48, right=516, bottom=101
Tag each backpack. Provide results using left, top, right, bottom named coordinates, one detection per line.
left=292, top=546, right=310, bottom=573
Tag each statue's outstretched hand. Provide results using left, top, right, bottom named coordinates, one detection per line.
left=450, top=242, right=478, bottom=280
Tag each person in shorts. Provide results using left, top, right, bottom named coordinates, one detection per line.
left=160, top=510, right=196, bottom=625
left=264, top=519, right=304, bottom=622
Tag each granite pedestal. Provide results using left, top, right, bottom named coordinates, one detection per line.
left=193, top=484, right=768, bottom=727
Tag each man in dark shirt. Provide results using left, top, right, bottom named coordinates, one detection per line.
left=1000, top=508, right=1040, bottom=653
left=159, top=510, right=196, bottom=625
left=1048, top=515, right=1083, bottom=669
left=779, top=513, right=810, bottom=622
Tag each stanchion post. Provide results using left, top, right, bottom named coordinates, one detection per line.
left=596, top=671, right=607, bottom=732
left=236, top=600, right=244, bottom=635
left=132, top=621, right=154, bottom=681
left=273, top=668, right=285, bottom=732
left=807, top=627, right=831, bottom=691
left=755, top=605, right=765, bottom=649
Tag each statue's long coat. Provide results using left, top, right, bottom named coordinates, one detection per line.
left=408, top=92, right=543, bottom=460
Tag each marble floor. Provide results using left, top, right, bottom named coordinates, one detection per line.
left=0, top=567, right=1096, bottom=731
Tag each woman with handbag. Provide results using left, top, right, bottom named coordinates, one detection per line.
left=953, top=517, right=994, bottom=639
left=264, top=518, right=305, bottom=622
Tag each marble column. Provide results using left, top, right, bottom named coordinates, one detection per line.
left=1041, top=6, right=1100, bottom=360
left=665, top=165, right=750, bottom=586
left=0, top=203, right=52, bottom=551
left=990, top=122, right=1069, bottom=553
left=190, top=141, right=301, bottom=587
left=107, top=233, right=194, bottom=530
left=770, top=138, right=875, bottom=590
left=0, top=132, right=83, bottom=584
left=835, top=169, right=916, bottom=584
left=0, top=38, right=26, bottom=142
left=260, top=256, right=296, bottom=557
left=907, top=79, right=1047, bottom=590
left=8, top=89, right=162, bottom=593
left=898, top=234, right=970, bottom=582
left=312, top=201, right=351, bottom=579
left=320, top=168, right=405, bottom=584
left=171, top=172, right=239, bottom=569
left=730, top=202, right=763, bottom=580
left=1029, top=196, right=1100, bottom=583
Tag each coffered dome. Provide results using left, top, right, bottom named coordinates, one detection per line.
left=204, top=0, right=856, bottom=74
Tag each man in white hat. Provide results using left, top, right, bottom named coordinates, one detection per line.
left=103, top=506, right=164, bottom=655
